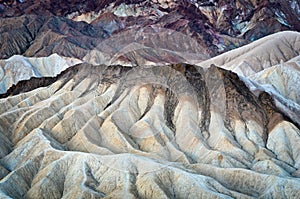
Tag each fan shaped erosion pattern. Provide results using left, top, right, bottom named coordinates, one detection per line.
left=0, top=62, right=300, bottom=198
left=0, top=0, right=300, bottom=198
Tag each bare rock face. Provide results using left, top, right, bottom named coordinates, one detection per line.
left=0, top=1, right=300, bottom=199
left=0, top=0, right=299, bottom=59
left=0, top=15, right=45, bottom=59
left=0, top=59, right=300, bottom=198
left=0, top=53, right=82, bottom=94
left=0, top=15, right=108, bottom=59
left=249, top=55, right=300, bottom=104
left=199, top=31, right=300, bottom=76
left=199, top=31, right=300, bottom=128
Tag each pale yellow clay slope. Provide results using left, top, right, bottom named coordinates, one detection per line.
left=0, top=53, right=82, bottom=94
left=0, top=63, right=299, bottom=198
left=198, top=31, right=300, bottom=77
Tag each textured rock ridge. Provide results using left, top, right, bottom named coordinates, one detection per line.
left=0, top=15, right=107, bottom=59
left=0, top=0, right=299, bottom=59
left=0, top=62, right=299, bottom=198
left=0, top=1, right=300, bottom=198
left=199, top=31, right=300, bottom=76
left=0, top=53, right=82, bottom=94
left=199, top=31, right=300, bottom=128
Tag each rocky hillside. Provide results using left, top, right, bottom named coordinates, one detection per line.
left=1, top=61, right=300, bottom=198
left=0, top=0, right=300, bottom=198
left=0, top=0, right=299, bottom=59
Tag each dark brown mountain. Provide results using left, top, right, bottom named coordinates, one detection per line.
left=0, top=0, right=299, bottom=59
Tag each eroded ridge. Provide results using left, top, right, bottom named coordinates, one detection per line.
left=0, top=63, right=299, bottom=198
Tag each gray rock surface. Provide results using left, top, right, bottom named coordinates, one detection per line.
left=0, top=54, right=82, bottom=94
left=0, top=61, right=299, bottom=198
left=0, top=2, right=299, bottom=198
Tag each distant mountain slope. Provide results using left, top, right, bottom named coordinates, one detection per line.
left=0, top=0, right=299, bottom=59
left=199, top=31, right=300, bottom=76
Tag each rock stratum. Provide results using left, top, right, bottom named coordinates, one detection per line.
left=0, top=0, right=300, bottom=199
left=0, top=0, right=299, bottom=59
left=0, top=31, right=299, bottom=198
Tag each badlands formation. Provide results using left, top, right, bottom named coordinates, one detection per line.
left=0, top=0, right=300, bottom=198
